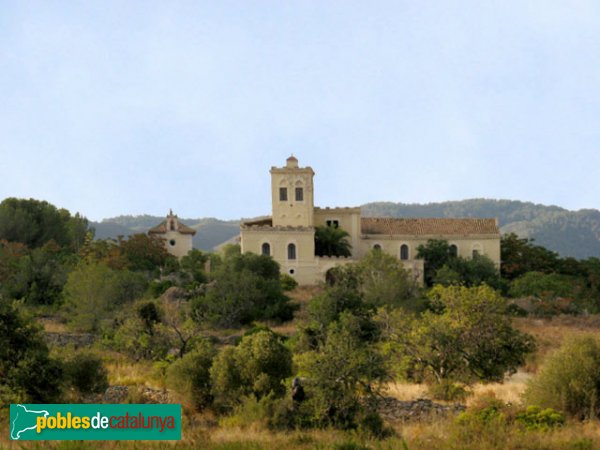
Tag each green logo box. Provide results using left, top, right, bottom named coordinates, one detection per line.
left=10, top=404, right=181, bottom=441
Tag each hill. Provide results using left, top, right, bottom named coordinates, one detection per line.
left=91, top=199, right=600, bottom=259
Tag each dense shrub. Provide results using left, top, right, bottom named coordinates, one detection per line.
left=166, top=340, right=216, bottom=410
left=515, top=406, right=565, bottom=431
left=210, top=330, right=292, bottom=411
left=192, top=253, right=295, bottom=328
left=64, top=353, right=109, bottom=395
left=0, top=301, right=63, bottom=402
left=525, top=334, right=600, bottom=420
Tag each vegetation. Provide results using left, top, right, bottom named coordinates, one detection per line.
left=380, top=285, right=535, bottom=399
left=0, top=301, right=63, bottom=403
left=525, top=334, right=600, bottom=419
left=314, top=225, right=352, bottom=257
left=191, top=252, right=295, bottom=327
left=5, top=197, right=600, bottom=449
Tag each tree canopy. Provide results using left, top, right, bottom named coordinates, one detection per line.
left=314, top=225, right=352, bottom=257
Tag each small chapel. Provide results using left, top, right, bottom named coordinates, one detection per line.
left=240, top=156, right=501, bottom=285
left=148, top=210, right=196, bottom=258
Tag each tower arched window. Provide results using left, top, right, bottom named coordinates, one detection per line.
left=287, top=243, right=296, bottom=260
left=261, top=243, right=270, bottom=256
left=400, top=244, right=409, bottom=260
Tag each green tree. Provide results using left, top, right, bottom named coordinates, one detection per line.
left=210, top=330, right=292, bottom=410
left=180, top=249, right=209, bottom=284
left=509, top=271, right=582, bottom=299
left=436, top=254, right=503, bottom=290
left=501, top=233, right=560, bottom=280
left=525, top=334, right=600, bottom=420
left=314, top=225, right=352, bottom=257
left=355, top=250, right=419, bottom=308
left=0, top=302, right=63, bottom=403
left=416, top=239, right=455, bottom=286
left=192, top=253, right=295, bottom=328
left=118, top=234, right=173, bottom=272
left=384, top=285, right=535, bottom=390
left=167, top=339, right=216, bottom=410
left=63, top=262, right=145, bottom=332
left=64, top=353, right=109, bottom=396
left=297, top=313, right=387, bottom=428
left=0, top=198, right=88, bottom=251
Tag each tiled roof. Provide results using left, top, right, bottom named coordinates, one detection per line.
left=148, top=220, right=196, bottom=235
left=361, top=217, right=499, bottom=236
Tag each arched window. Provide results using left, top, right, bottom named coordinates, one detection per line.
left=170, top=220, right=175, bottom=231
left=400, top=244, right=409, bottom=260
left=261, top=242, right=270, bottom=256
left=373, top=244, right=382, bottom=251
left=449, top=244, right=458, bottom=257
left=287, top=243, right=296, bottom=260
left=472, top=243, right=482, bottom=259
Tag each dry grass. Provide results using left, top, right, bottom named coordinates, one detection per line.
left=102, top=351, right=160, bottom=388
left=37, top=317, right=68, bottom=333
left=514, top=315, right=600, bottom=372
left=469, top=370, right=532, bottom=407
left=287, top=285, right=324, bottom=305
left=385, top=382, right=429, bottom=401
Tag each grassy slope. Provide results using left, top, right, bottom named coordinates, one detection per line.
left=3, top=288, right=600, bottom=449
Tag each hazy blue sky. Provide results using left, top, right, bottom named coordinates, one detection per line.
left=1, top=1, right=599, bottom=221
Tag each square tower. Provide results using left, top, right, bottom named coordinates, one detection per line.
left=270, top=156, right=315, bottom=228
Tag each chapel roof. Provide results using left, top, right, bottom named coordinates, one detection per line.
left=148, top=215, right=197, bottom=235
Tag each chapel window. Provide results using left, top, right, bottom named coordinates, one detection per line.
left=288, top=243, right=296, bottom=260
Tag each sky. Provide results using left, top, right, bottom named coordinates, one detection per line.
left=1, top=1, right=600, bottom=221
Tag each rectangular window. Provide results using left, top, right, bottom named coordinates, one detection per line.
left=295, top=187, right=303, bottom=201
left=279, top=187, right=288, bottom=201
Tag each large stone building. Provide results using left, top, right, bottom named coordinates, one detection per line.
left=240, top=156, right=501, bottom=285
left=148, top=210, right=196, bottom=258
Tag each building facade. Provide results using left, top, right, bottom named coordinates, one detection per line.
left=148, top=210, right=196, bottom=258
left=241, top=156, right=501, bottom=285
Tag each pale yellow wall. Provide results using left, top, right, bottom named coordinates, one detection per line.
left=270, top=160, right=315, bottom=228
left=161, top=230, right=194, bottom=259
left=358, top=235, right=501, bottom=266
left=241, top=227, right=318, bottom=284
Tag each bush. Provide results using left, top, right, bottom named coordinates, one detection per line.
left=166, top=340, right=216, bottom=410
left=515, top=406, right=564, bottom=431
left=64, top=353, right=109, bottom=395
left=210, top=330, right=292, bottom=411
left=0, top=301, right=63, bottom=403
left=280, top=274, right=298, bottom=291
left=524, top=334, right=600, bottom=420
left=192, top=253, right=296, bottom=328
left=427, top=380, right=469, bottom=402
left=148, top=280, right=174, bottom=298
